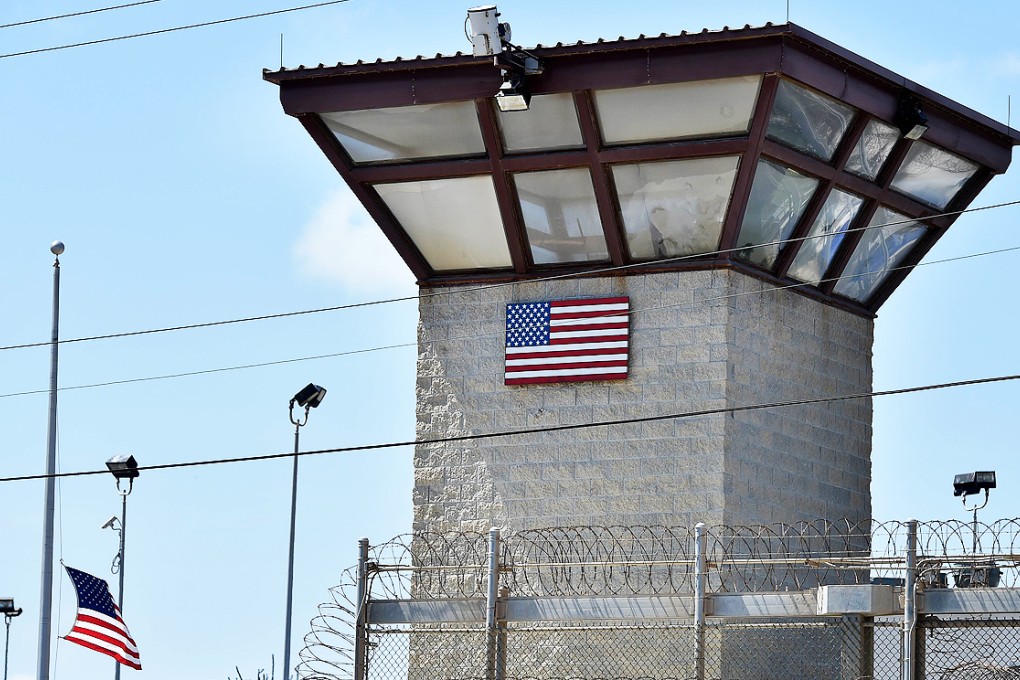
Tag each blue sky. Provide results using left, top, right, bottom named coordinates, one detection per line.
left=2, top=1, right=1019, bottom=678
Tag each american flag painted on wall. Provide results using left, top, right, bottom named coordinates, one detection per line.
left=504, top=297, right=630, bottom=385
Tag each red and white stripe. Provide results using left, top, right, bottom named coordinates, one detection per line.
left=505, top=297, right=630, bottom=385
left=65, top=606, right=142, bottom=670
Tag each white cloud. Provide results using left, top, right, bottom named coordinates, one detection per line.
left=293, top=187, right=417, bottom=296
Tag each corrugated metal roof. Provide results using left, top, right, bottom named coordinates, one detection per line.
left=264, top=22, right=785, bottom=79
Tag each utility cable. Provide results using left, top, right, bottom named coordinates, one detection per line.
left=0, top=240, right=1018, bottom=401
left=1, top=198, right=1017, bottom=353
left=1, top=371, right=1018, bottom=484
left=0, top=0, right=351, bottom=60
left=0, top=1, right=163, bottom=30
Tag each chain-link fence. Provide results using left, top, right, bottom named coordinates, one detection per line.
left=298, top=520, right=1020, bottom=680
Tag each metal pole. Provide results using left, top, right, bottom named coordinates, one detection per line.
left=485, top=528, right=501, bottom=680
left=903, top=519, right=918, bottom=680
left=114, top=490, right=127, bottom=680
left=37, top=244, right=62, bottom=680
left=354, top=538, right=370, bottom=680
left=5, top=615, right=11, bottom=680
left=694, top=522, right=707, bottom=680
left=282, top=420, right=301, bottom=680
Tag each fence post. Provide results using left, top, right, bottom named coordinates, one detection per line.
left=486, top=527, right=502, bottom=680
left=694, top=522, right=707, bottom=680
left=902, top=520, right=917, bottom=680
left=354, top=537, right=370, bottom=680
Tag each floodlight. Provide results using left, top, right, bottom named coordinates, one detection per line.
left=495, top=73, right=530, bottom=112
left=953, top=471, right=996, bottom=497
left=0, top=599, right=18, bottom=615
left=292, top=383, right=327, bottom=409
left=105, top=454, right=139, bottom=480
left=895, top=93, right=928, bottom=141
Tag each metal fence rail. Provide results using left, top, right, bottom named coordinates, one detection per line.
left=297, top=520, right=1020, bottom=680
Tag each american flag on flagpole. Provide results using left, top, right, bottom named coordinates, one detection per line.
left=504, top=296, right=630, bottom=385
left=63, top=565, right=142, bottom=670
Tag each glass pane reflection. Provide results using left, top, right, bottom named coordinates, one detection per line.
left=595, top=76, right=761, bottom=145
left=787, top=189, right=863, bottom=284
left=890, top=141, right=979, bottom=209
left=834, top=206, right=926, bottom=302
left=498, top=93, right=584, bottom=152
left=845, top=119, right=899, bottom=180
left=767, top=80, right=855, bottom=161
left=515, top=169, right=607, bottom=264
left=736, top=160, right=818, bottom=269
left=321, top=101, right=485, bottom=163
left=374, top=176, right=511, bottom=270
left=612, top=157, right=740, bottom=261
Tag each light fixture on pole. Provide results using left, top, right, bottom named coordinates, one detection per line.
left=2, top=599, right=23, bottom=680
left=953, top=470, right=998, bottom=587
left=283, top=384, right=326, bottom=680
left=37, top=240, right=63, bottom=680
left=105, top=454, right=139, bottom=680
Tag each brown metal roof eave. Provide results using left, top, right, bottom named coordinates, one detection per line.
left=783, top=24, right=1020, bottom=148
left=263, top=21, right=1020, bottom=156
left=261, top=22, right=795, bottom=83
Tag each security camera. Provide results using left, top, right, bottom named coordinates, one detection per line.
left=467, top=5, right=510, bottom=56
left=101, top=515, right=118, bottom=530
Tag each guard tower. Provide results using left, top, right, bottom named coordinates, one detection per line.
left=265, top=20, right=1020, bottom=535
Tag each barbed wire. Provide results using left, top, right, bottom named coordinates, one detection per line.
left=296, top=518, right=1020, bottom=678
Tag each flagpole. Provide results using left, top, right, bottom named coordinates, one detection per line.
left=37, top=241, right=64, bottom=680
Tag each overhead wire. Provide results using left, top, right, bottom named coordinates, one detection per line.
left=0, top=0, right=352, bottom=60
left=1, top=198, right=1018, bottom=354
left=1, top=371, right=1018, bottom=484
left=0, top=0, right=163, bottom=30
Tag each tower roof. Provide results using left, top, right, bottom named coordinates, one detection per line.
left=265, top=22, right=1020, bottom=315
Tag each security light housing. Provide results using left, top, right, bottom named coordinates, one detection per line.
left=953, top=471, right=996, bottom=497
left=105, top=454, right=139, bottom=480
left=292, top=383, right=327, bottom=409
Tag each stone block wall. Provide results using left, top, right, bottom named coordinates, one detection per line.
left=413, top=269, right=873, bottom=535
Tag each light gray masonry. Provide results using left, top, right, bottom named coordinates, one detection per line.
left=414, top=270, right=873, bottom=534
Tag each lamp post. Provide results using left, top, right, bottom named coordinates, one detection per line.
left=2, top=599, right=22, bottom=680
left=104, top=454, right=139, bottom=680
left=283, top=384, right=326, bottom=680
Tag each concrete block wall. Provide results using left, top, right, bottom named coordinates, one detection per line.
left=413, top=269, right=873, bottom=535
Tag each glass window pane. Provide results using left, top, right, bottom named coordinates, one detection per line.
left=612, top=156, right=740, bottom=261
left=321, top=101, right=485, bottom=163
left=834, top=206, right=926, bottom=302
left=767, top=80, right=856, bottom=161
left=788, top=189, right=864, bottom=284
left=498, top=93, right=583, bottom=152
left=374, top=176, right=511, bottom=270
left=845, top=119, right=899, bottom=181
left=595, top=76, right=761, bottom=145
left=735, top=159, right=819, bottom=269
left=890, top=141, right=979, bottom=209
left=514, top=169, right=607, bottom=265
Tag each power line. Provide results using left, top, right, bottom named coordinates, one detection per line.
left=2, top=371, right=1017, bottom=484
left=1, top=240, right=1018, bottom=401
left=0, top=341, right=418, bottom=399
left=0, top=1, right=163, bottom=30
left=2, top=198, right=1017, bottom=354
left=0, top=0, right=351, bottom=60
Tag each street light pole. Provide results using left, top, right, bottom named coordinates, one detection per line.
left=104, top=455, right=139, bottom=680
left=283, top=384, right=326, bottom=680
left=37, top=241, right=63, bottom=680
left=2, top=600, right=23, bottom=680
